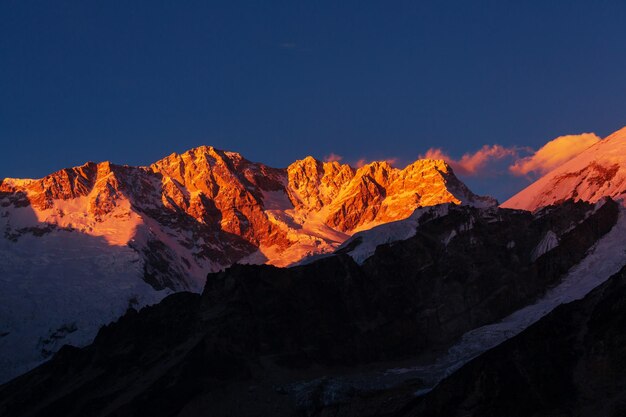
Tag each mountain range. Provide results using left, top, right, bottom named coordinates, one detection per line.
left=2, top=126, right=626, bottom=416
left=0, top=147, right=493, bottom=383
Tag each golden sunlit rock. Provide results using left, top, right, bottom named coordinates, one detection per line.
left=0, top=146, right=495, bottom=270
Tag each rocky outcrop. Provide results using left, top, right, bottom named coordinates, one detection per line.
left=150, top=146, right=288, bottom=246
left=0, top=199, right=616, bottom=417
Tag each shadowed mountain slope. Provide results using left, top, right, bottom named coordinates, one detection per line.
left=0, top=199, right=617, bottom=417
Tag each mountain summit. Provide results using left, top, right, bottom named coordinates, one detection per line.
left=502, top=126, right=626, bottom=211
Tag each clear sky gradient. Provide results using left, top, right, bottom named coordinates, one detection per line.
left=2, top=1, right=626, bottom=200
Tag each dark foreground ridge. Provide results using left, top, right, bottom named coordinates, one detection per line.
left=403, top=263, right=626, bottom=417
left=0, top=200, right=618, bottom=417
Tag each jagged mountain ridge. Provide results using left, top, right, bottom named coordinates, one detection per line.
left=502, top=126, right=626, bottom=211
left=1, top=146, right=495, bottom=282
left=0, top=146, right=494, bottom=384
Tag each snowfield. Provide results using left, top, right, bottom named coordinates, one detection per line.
left=0, top=227, right=171, bottom=384
left=0, top=197, right=177, bottom=384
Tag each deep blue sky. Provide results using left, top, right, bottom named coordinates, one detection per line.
left=2, top=1, right=626, bottom=200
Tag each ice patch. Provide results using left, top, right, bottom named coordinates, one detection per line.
left=443, top=230, right=457, bottom=246
left=531, top=230, right=559, bottom=261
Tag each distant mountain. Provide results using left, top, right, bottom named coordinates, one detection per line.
left=502, top=126, right=626, bottom=211
left=0, top=146, right=494, bottom=383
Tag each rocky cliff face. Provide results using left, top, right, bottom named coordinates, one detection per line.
left=0, top=199, right=616, bottom=417
left=1, top=146, right=495, bottom=281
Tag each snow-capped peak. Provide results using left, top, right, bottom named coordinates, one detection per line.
left=502, top=126, right=626, bottom=211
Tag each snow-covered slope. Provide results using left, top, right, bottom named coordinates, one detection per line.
left=334, top=204, right=452, bottom=264
left=502, top=126, right=626, bottom=211
left=0, top=187, right=175, bottom=383
left=0, top=222, right=171, bottom=383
